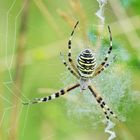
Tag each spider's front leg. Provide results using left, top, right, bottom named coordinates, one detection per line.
left=88, top=84, right=117, bottom=121
left=94, top=25, right=113, bottom=76
left=23, top=83, right=80, bottom=105
left=67, top=21, right=80, bottom=75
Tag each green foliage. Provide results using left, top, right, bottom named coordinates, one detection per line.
left=1, top=0, right=140, bottom=140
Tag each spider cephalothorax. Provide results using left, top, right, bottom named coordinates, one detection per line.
left=24, top=21, right=117, bottom=121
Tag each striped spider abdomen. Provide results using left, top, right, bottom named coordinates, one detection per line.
left=77, top=49, right=96, bottom=78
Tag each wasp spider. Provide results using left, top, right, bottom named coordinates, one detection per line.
left=24, top=21, right=117, bottom=121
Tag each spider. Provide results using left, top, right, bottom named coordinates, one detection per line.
left=24, top=21, right=117, bottom=121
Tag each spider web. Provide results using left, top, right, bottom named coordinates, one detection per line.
left=63, top=1, right=140, bottom=139
left=1, top=1, right=62, bottom=140
left=0, top=0, right=41, bottom=137
left=64, top=39, right=138, bottom=140
left=1, top=1, right=32, bottom=139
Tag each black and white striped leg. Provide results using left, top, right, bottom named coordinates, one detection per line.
left=68, top=21, right=80, bottom=75
left=100, top=25, right=113, bottom=66
left=88, top=84, right=117, bottom=120
left=60, top=52, right=80, bottom=79
left=93, top=63, right=110, bottom=77
left=94, top=25, right=113, bottom=73
left=23, top=83, right=80, bottom=105
left=93, top=55, right=116, bottom=78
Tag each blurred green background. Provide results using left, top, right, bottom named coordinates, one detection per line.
left=0, top=0, right=140, bottom=140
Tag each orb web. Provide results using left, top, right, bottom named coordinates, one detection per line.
left=1, top=1, right=30, bottom=139
left=63, top=37, right=137, bottom=130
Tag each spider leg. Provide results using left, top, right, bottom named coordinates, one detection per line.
left=93, top=63, right=110, bottom=77
left=60, top=52, right=80, bottom=79
left=23, top=83, right=80, bottom=105
left=93, top=55, right=116, bottom=77
left=68, top=21, right=80, bottom=75
left=94, top=25, right=113, bottom=74
left=88, top=84, right=117, bottom=120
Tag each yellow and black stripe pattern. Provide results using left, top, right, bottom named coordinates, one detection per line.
left=77, top=49, right=96, bottom=78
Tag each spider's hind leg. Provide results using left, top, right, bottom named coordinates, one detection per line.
left=88, top=84, right=117, bottom=121
left=23, top=83, right=80, bottom=105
